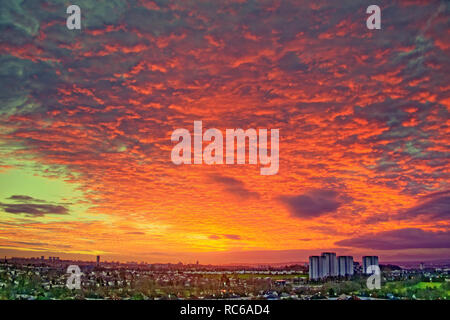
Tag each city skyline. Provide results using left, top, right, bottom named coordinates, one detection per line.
left=1, top=1, right=449, bottom=265
left=4, top=251, right=446, bottom=269
left=3, top=252, right=448, bottom=301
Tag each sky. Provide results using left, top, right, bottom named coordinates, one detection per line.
left=0, top=0, right=449, bottom=265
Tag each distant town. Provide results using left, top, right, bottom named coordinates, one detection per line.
left=0, top=253, right=449, bottom=300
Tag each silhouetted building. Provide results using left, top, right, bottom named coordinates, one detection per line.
left=309, top=252, right=339, bottom=279
left=321, top=252, right=338, bottom=277
left=362, top=256, right=379, bottom=274
left=96, top=255, right=100, bottom=266
left=309, top=256, right=322, bottom=280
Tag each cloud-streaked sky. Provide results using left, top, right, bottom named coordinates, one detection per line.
left=0, top=0, right=449, bottom=264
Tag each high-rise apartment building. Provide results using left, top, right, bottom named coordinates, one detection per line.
left=309, top=256, right=322, bottom=280
left=321, top=252, right=338, bottom=277
left=309, top=252, right=339, bottom=279
left=362, top=256, right=379, bottom=274
left=338, top=256, right=354, bottom=276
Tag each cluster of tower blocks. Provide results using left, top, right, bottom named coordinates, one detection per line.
left=309, top=253, right=379, bottom=280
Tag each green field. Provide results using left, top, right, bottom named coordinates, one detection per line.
left=412, top=282, right=442, bottom=289
left=382, top=281, right=450, bottom=299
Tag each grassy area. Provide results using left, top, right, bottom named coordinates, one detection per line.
left=383, top=281, right=450, bottom=298
left=412, top=282, right=442, bottom=289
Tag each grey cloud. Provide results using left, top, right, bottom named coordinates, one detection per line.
left=8, top=195, right=45, bottom=202
left=208, top=234, right=241, bottom=240
left=210, top=174, right=259, bottom=199
left=223, top=234, right=241, bottom=240
left=278, top=51, right=308, bottom=72
left=335, top=228, right=450, bottom=250
left=364, top=190, right=450, bottom=224
left=403, top=192, right=450, bottom=220
left=0, top=195, right=69, bottom=217
left=0, top=203, right=69, bottom=217
left=279, top=189, right=342, bottom=219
